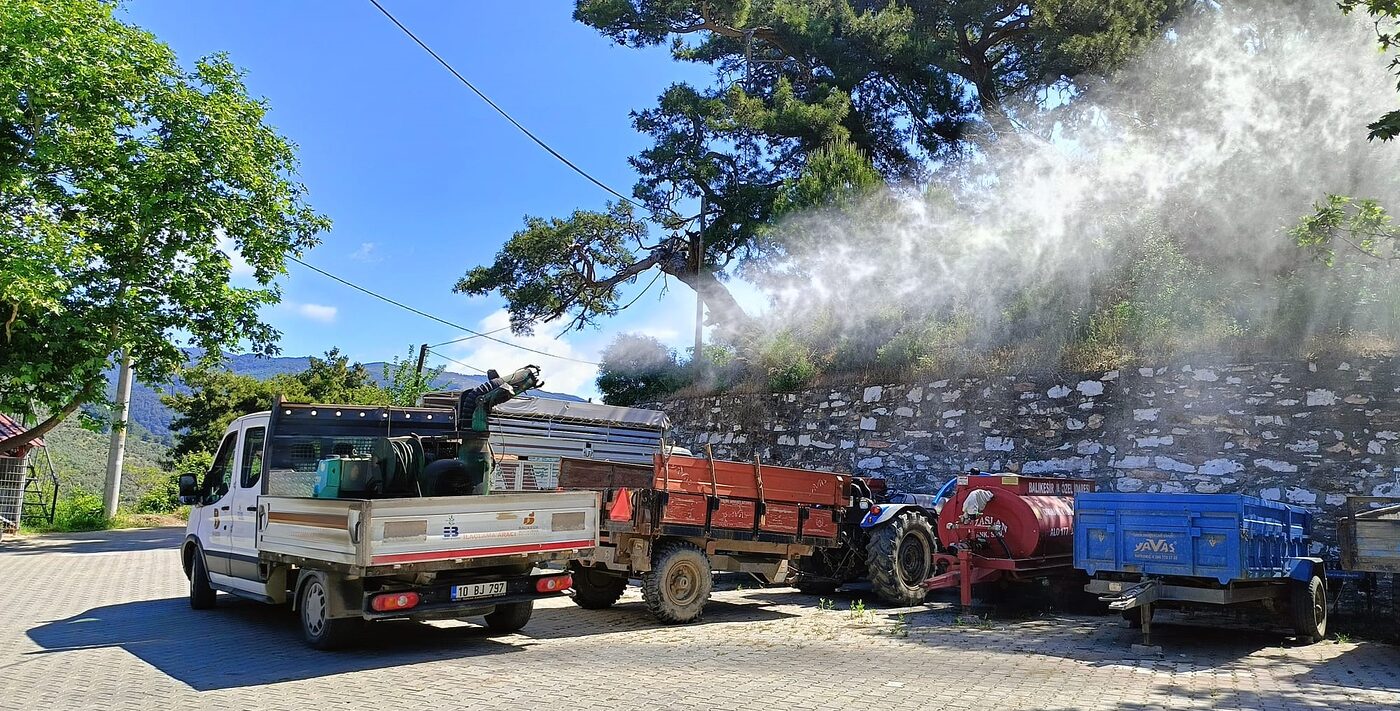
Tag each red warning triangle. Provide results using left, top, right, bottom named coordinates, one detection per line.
left=608, top=487, right=633, bottom=521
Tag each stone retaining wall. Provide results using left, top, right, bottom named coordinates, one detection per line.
left=648, top=357, right=1400, bottom=551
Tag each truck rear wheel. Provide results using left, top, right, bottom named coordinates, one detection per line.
left=299, top=573, right=361, bottom=650
left=483, top=601, right=534, bottom=632
left=1291, top=575, right=1328, bottom=643
left=569, top=562, right=628, bottom=609
left=866, top=510, right=935, bottom=606
left=188, top=550, right=216, bottom=610
left=642, top=541, right=712, bottom=623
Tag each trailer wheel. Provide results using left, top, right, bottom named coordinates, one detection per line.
left=1291, top=575, right=1328, bottom=643
left=298, top=573, right=361, bottom=650
left=794, top=577, right=841, bottom=595
left=792, top=553, right=841, bottom=595
left=569, top=562, right=628, bottom=609
left=484, top=601, right=534, bottom=632
left=188, top=550, right=216, bottom=610
left=866, top=510, right=935, bottom=606
left=642, top=541, right=712, bottom=623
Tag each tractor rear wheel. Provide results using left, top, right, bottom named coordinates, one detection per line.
left=866, top=510, right=935, bottom=606
left=642, top=541, right=712, bottom=623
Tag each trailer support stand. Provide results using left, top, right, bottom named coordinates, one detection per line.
left=958, top=548, right=973, bottom=607
left=1139, top=602, right=1153, bottom=646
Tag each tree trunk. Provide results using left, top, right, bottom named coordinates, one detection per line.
left=0, top=392, right=86, bottom=455
left=657, top=258, right=753, bottom=337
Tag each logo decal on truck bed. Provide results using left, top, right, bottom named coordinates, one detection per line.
left=1133, top=538, right=1177, bottom=555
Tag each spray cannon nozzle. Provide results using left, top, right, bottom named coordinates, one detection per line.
left=457, top=364, right=545, bottom=432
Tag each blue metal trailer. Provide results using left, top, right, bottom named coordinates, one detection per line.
left=1074, top=492, right=1327, bottom=643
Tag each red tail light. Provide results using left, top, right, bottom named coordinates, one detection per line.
left=535, top=574, right=573, bottom=593
left=371, top=591, right=420, bottom=612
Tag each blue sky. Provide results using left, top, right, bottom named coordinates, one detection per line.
left=117, top=1, right=718, bottom=399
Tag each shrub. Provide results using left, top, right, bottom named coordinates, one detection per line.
left=134, top=473, right=182, bottom=514
left=53, top=490, right=110, bottom=531
left=596, top=334, right=688, bottom=405
left=759, top=331, right=819, bottom=391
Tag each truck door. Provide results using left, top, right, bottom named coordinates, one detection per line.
left=226, top=420, right=267, bottom=583
left=200, top=431, right=240, bottom=577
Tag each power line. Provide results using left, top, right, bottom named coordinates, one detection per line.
left=287, top=255, right=600, bottom=366
left=367, top=0, right=643, bottom=211
left=426, top=347, right=487, bottom=375
left=430, top=327, right=511, bottom=349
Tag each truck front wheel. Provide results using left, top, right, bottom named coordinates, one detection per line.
left=642, top=541, right=712, bottom=623
left=483, top=601, right=534, bottom=632
left=1291, top=575, right=1328, bottom=643
left=866, top=510, right=935, bottom=606
left=569, top=562, right=628, bottom=609
left=299, top=573, right=361, bottom=650
left=188, top=550, right=216, bottom=610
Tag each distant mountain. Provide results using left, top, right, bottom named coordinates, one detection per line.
left=102, top=352, right=584, bottom=444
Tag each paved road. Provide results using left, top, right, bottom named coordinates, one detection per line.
left=2, top=527, right=1398, bottom=710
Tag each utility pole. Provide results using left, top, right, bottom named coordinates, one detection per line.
left=103, top=350, right=133, bottom=519
left=414, top=343, right=429, bottom=379
left=693, top=195, right=707, bottom=372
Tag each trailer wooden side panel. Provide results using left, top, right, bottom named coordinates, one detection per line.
left=1340, top=496, right=1400, bottom=573
left=556, top=458, right=652, bottom=491
left=653, top=454, right=845, bottom=506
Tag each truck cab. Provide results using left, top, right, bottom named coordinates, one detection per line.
left=179, top=400, right=600, bottom=649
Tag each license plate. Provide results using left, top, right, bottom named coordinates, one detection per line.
left=1108, top=582, right=1123, bottom=592
left=451, top=581, right=507, bottom=601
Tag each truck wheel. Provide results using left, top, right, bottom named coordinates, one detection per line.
left=642, top=541, right=712, bottom=623
left=484, top=601, right=533, bottom=632
left=188, top=551, right=217, bottom=610
left=1291, top=575, right=1328, bottom=643
left=569, top=562, right=628, bottom=609
left=866, top=510, right=935, bottom=606
left=298, top=573, right=361, bottom=650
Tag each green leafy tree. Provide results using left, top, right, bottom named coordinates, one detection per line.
left=595, top=334, right=687, bottom=405
left=1292, top=194, right=1399, bottom=265
left=1340, top=1, right=1400, bottom=140
left=0, top=0, right=329, bottom=452
left=382, top=346, right=446, bottom=407
left=163, top=369, right=299, bottom=460
left=459, top=1, right=1186, bottom=336
left=164, top=350, right=393, bottom=459
left=294, top=348, right=385, bottom=405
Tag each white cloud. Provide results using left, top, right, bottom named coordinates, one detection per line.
left=449, top=310, right=601, bottom=399
left=350, top=242, right=381, bottom=263
left=216, top=232, right=255, bottom=280
left=295, top=303, right=339, bottom=323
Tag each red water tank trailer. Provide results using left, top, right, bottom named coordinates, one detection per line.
left=924, top=473, right=1094, bottom=605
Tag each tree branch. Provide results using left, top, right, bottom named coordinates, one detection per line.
left=0, top=389, right=88, bottom=455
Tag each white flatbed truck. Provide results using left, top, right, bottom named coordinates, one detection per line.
left=178, top=396, right=599, bottom=649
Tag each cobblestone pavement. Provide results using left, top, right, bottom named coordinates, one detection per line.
left=2, top=528, right=1399, bottom=710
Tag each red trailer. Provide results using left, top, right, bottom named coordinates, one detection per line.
left=922, top=473, right=1093, bottom=606
left=559, top=450, right=847, bottom=623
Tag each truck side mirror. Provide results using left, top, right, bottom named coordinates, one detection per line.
left=178, top=474, right=201, bottom=505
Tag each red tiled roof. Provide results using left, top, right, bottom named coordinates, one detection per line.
left=0, top=413, right=42, bottom=451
